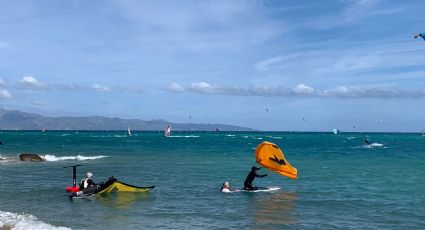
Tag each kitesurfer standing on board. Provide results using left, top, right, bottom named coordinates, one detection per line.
left=244, top=166, right=267, bottom=190
left=79, top=172, right=98, bottom=190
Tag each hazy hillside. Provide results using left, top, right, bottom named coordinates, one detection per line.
left=0, top=109, right=255, bottom=131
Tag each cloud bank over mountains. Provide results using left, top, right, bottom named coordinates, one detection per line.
left=0, top=76, right=142, bottom=96
left=166, top=82, right=425, bottom=99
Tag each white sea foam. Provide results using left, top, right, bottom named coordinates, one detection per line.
left=225, top=134, right=236, bottom=137
left=0, top=157, right=13, bottom=163
left=167, top=135, right=200, bottom=138
left=0, top=210, right=70, bottom=230
left=364, top=143, right=384, bottom=148
left=41, top=155, right=107, bottom=161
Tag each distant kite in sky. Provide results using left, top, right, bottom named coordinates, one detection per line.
left=265, top=108, right=269, bottom=112
left=189, top=115, right=192, bottom=120
left=302, top=117, right=306, bottom=122
left=414, top=33, right=425, bottom=41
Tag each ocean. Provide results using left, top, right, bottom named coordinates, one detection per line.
left=0, top=131, right=424, bottom=229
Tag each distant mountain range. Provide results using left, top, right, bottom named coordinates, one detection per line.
left=0, top=109, right=255, bottom=131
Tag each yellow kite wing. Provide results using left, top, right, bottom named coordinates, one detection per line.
left=255, top=141, right=298, bottom=179
left=98, top=181, right=155, bottom=193
left=114, top=181, right=155, bottom=192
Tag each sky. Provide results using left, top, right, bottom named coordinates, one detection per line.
left=0, top=0, right=425, bottom=131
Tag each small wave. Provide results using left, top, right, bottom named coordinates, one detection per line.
left=347, top=137, right=355, bottom=140
left=42, top=155, right=107, bottom=161
left=225, top=134, right=236, bottom=137
left=61, top=134, right=70, bottom=137
left=167, top=135, right=200, bottom=138
left=0, top=210, right=70, bottom=230
left=0, top=155, right=15, bottom=163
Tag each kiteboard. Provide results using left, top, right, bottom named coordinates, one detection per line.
left=224, top=186, right=281, bottom=193
left=241, top=186, right=281, bottom=193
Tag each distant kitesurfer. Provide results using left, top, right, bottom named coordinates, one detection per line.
left=365, top=138, right=371, bottom=145
left=414, top=33, right=425, bottom=41
left=244, top=166, right=267, bottom=190
left=79, top=172, right=98, bottom=190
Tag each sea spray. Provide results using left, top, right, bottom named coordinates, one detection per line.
left=41, top=155, right=107, bottom=161
left=0, top=211, right=70, bottom=230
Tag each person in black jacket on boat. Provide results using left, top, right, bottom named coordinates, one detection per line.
left=79, top=172, right=98, bottom=190
left=244, top=166, right=267, bottom=190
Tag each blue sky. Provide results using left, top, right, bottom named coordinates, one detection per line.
left=1, top=0, right=425, bottom=131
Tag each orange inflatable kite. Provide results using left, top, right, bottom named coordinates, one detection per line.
left=255, top=141, right=298, bottom=179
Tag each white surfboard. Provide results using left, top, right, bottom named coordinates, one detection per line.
left=242, top=186, right=281, bottom=193
left=224, top=186, right=281, bottom=193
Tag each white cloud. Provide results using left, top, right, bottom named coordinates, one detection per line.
left=293, top=84, right=315, bottom=95
left=92, top=84, right=110, bottom=92
left=342, top=0, right=378, bottom=22
left=17, top=76, right=48, bottom=90
left=0, top=79, right=5, bottom=86
left=112, top=0, right=287, bottom=51
left=166, top=82, right=425, bottom=99
left=14, top=77, right=141, bottom=94
left=190, top=81, right=220, bottom=93
left=255, top=56, right=286, bottom=71
left=167, top=83, right=186, bottom=92
left=0, top=89, right=12, bottom=98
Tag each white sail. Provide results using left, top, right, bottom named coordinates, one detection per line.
left=332, top=129, right=340, bottom=135
left=164, top=126, right=171, bottom=136
left=127, top=126, right=132, bottom=136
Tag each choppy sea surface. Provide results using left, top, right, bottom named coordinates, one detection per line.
left=0, top=131, right=424, bottom=229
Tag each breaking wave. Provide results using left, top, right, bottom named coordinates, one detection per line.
left=0, top=210, right=70, bottom=230
left=0, top=155, right=15, bottom=163
left=42, top=155, right=107, bottom=161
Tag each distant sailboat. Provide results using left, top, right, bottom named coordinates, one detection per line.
left=127, top=126, right=132, bottom=136
left=422, top=129, right=425, bottom=136
left=164, top=125, right=171, bottom=137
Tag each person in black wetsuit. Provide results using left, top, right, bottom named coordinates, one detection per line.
left=79, top=172, right=98, bottom=190
left=244, top=166, right=267, bottom=190
left=365, top=138, right=371, bottom=145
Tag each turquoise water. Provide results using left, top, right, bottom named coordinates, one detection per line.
left=0, top=131, right=424, bottom=229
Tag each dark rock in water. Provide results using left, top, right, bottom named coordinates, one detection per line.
left=19, top=153, right=45, bottom=162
